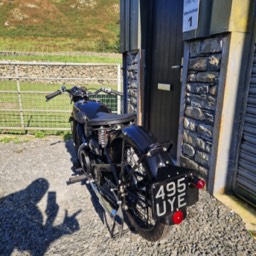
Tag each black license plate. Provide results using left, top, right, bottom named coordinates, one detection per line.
left=151, top=176, right=188, bottom=219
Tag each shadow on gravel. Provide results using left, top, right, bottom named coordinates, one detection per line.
left=64, top=140, right=106, bottom=223
left=64, top=139, right=136, bottom=239
left=64, top=139, right=79, bottom=168
left=0, top=178, right=81, bottom=256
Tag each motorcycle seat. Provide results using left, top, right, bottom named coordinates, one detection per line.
left=88, top=112, right=136, bottom=126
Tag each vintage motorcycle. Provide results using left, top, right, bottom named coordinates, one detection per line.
left=46, top=85, right=205, bottom=241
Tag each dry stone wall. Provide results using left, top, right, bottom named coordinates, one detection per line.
left=0, top=63, right=118, bottom=86
left=126, top=51, right=140, bottom=113
left=180, top=36, right=224, bottom=179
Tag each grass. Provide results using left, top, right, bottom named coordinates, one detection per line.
left=0, top=0, right=122, bottom=135
left=0, top=0, right=120, bottom=53
left=0, top=36, right=120, bottom=53
left=0, top=135, right=30, bottom=144
left=0, top=131, right=72, bottom=143
left=35, top=131, right=46, bottom=138
left=0, top=81, right=119, bottom=132
left=0, top=53, right=122, bottom=64
left=0, top=80, right=119, bottom=92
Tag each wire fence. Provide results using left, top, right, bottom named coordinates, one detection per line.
left=0, top=61, right=122, bottom=132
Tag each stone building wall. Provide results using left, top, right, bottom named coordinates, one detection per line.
left=0, top=63, right=118, bottom=86
left=126, top=51, right=140, bottom=113
left=180, top=36, right=224, bottom=179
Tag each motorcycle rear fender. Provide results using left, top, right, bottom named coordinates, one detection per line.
left=121, top=125, right=175, bottom=180
left=121, top=125, right=199, bottom=205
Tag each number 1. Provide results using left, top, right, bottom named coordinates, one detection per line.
left=188, top=16, right=192, bottom=27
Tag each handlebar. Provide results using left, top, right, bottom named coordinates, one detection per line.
left=45, top=86, right=123, bottom=102
left=90, top=87, right=123, bottom=97
left=45, top=89, right=62, bottom=101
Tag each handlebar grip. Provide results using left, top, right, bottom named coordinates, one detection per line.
left=45, top=90, right=62, bottom=101
left=99, top=87, right=123, bottom=96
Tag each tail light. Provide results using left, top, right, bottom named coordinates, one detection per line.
left=191, top=177, right=206, bottom=189
left=196, top=179, right=206, bottom=189
left=172, top=210, right=184, bottom=224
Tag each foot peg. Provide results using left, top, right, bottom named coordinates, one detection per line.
left=66, top=174, right=86, bottom=185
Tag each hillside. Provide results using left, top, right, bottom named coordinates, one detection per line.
left=0, top=0, right=120, bottom=52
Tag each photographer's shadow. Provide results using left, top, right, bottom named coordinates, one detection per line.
left=0, top=178, right=81, bottom=256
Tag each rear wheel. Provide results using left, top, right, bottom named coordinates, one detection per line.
left=124, top=145, right=170, bottom=241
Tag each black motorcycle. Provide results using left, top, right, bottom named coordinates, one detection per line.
left=46, top=85, right=205, bottom=242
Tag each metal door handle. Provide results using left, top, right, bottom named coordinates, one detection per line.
left=171, top=65, right=183, bottom=69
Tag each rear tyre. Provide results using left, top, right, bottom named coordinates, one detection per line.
left=123, top=145, right=170, bottom=241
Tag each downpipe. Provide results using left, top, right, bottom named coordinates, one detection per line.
left=90, top=182, right=118, bottom=218
left=67, top=169, right=120, bottom=220
left=76, top=142, right=122, bottom=222
left=83, top=171, right=122, bottom=219
left=88, top=179, right=124, bottom=226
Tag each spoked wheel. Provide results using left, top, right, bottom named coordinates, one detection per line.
left=124, top=145, right=170, bottom=241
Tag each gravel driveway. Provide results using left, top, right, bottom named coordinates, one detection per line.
left=0, top=137, right=255, bottom=256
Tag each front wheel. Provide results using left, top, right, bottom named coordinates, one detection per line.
left=123, top=145, right=170, bottom=241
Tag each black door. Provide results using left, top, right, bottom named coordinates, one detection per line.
left=144, top=0, right=184, bottom=157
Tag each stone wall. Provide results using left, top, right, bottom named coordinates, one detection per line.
left=180, top=36, right=224, bottom=179
left=126, top=51, right=140, bottom=113
left=0, top=63, right=118, bottom=86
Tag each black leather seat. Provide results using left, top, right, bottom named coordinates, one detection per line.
left=88, top=112, right=136, bottom=126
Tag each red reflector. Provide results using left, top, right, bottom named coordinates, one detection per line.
left=172, top=210, right=184, bottom=225
left=196, top=179, right=206, bottom=189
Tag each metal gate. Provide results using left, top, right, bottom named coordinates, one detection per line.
left=235, top=44, right=256, bottom=206
left=0, top=61, right=121, bottom=132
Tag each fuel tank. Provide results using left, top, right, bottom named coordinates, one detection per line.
left=73, top=100, right=110, bottom=123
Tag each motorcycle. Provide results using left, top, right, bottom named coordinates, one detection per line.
left=46, top=85, right=205, bottom=241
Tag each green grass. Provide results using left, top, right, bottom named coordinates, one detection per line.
left=0, top=131, right=72, bottom=143
left=0, top=136, right=30, bottom=144
left=0, top=81, right=119, bottom=132
left=0, top=53, right=122, bottom=64
left=35, top=131, right=46, bottom=138
left=0, top=52, right=121, bottom=64
left=0, top=0, right=120, bottom=53
left=0, top=80, right=118, bottom=91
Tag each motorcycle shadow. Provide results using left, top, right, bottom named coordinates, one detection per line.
left=83, top=181, right=137, bottom=239
left=64, top=139, right=137, bottom=239
left=81, top=182, right=137, bottom=239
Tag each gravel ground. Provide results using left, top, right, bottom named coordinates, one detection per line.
left=0, top=137, right=255, bottom=256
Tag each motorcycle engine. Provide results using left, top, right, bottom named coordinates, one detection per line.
left=89, top=138, right=102, bottom=155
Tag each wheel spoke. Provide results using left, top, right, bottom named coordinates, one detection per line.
left=125, top=146, right=156, bottom=229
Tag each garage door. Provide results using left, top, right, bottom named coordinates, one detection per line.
left=235, top=45, right=256, bottom=206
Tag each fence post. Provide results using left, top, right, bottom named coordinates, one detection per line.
left=117, top=64, right=122, bottom=114
left=15, top=65, right=25, bottom=129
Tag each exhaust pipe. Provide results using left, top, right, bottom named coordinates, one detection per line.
left=67, top=170, right=122, bottom=223
left=90, top=182, right=118, bottom=218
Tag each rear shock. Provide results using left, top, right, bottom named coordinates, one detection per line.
left=98, top=126, right=108, bottom=148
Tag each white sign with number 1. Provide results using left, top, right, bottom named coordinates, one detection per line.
left=183, top=0, right=200, bottom=32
